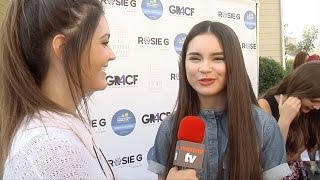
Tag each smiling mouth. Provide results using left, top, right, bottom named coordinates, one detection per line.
left=198, top=79, right=215, bottom=86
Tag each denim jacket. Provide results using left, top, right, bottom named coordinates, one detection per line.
left=148, top=106, right=291, bottom=179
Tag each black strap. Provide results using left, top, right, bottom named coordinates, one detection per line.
left=93, top=144, right=115, bottom=180
left=263, top=95, right=280, bottom=120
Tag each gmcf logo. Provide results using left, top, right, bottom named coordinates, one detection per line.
left=142, top=112, right=170, bottom=125
left=169, top=5, right=195, bottom=17
left=106, top=74, right=138, bottom=88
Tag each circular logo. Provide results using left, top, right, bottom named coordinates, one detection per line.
left=147, top=146, right=155, bottom=165
left=111, top=109, right=136, bottom=136
left=174, top=33, right=187, bottom=55
left=143, top=37, right=151, bottom=45
left=114, top=157, right=122, bottom=166
left=141, top=0, right=163, bottom=20
left=106, top=0, right=116, bottom=5
left=244, top=11, right=256, bottom=30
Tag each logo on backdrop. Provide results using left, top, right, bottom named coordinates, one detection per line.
left=111, top=44, right=130, bottom=58
left=137, top=36, right=170, bottom=50
left=106, top=74, right=139, bottom=88
left=108, top=154, right=143, bottom=168
left=170, top=73, right=179, bottom=81
left=145, top=64, right=163, bottom=93
left=111, top=109, right=136, bottom=136
left=241, top=42, right=256, bottom=50
left=141, top=0, right=163, bottom=20
left=138, top=36, right=169, bottom=46
left=90, top=118, right=107, bottom=133
left=110, top=25, right=130, bottom=57
left=174, top=33, right=187, bottom=55
left=169, top=5, right=195, bottom=17
left=217, top=11, right=240, bottom=20
left=147, top=146, right=155, bottom=165
left=244, top=10, right=256, bottom=30
left=146, top=80, right=163, bottom=92
left=142, top=112, right=170, bottom=125
left=101, top=0, right=138, bottom=11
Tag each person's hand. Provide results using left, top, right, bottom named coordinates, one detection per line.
left=278, top=94, right=301, bottom=126
left=166, top=166, right=198, bottom=180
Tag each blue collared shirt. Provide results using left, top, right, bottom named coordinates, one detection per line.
left=148, top=106, right=291, bottom=180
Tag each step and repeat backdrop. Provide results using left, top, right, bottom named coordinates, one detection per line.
left=89, top=0, right=258, bottom=179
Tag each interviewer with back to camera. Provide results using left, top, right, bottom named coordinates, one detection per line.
left=0, top=0, right=199, bottom=179
left=0, top=0, right=119, bottom=179
left=148, top=20, right=292, bottom=180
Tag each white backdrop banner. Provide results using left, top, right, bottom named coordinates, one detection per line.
left=89, top=0, right=258, bottom=179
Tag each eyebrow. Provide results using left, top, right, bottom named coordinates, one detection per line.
left=187, top=52, right=224, bottom=56
left=100, top=33, right=110, bottom=40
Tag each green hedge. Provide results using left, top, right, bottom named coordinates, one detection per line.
left=259, top=57, right=285, bottom=95
left=285, top=59, right=294, bottom=75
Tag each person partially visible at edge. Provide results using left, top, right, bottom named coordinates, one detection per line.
left=293, top=52, right=320, bottom=176
left=293, top=51, right=309, bottom=69
left=148, top=20, right=292, bottom=180
left=0, top=0, right=117, bottom=179
left=306, top=54, right=319, bottom=62
left=0, top=0, right=203, bottom=179
left=258, top=62, right=320, bottom=179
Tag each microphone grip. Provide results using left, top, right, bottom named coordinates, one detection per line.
left=177, top=166, right=187, bottom=170
left=173, top=140, right=205, bottom=170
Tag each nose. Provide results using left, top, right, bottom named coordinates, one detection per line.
left=108, top=47, right=116, bottom=61
left=199, top=59, right=212, bottom=73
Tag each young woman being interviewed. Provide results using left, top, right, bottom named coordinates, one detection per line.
left=148, top=20, right=292, bottom=180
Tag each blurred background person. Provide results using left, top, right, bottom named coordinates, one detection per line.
left=259, top=62, right=320, bottom=179
left=306, top=54, right=320, bottom=62
left=293, top=51, right=309, bottom=69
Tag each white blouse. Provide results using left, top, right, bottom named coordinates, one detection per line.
left=3, top=111, right=114, bottom=179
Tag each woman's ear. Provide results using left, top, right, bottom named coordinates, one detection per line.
left=52, top=34, right=65, bottom=60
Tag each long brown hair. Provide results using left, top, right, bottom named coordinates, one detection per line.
left=264, top=62, right=320, bottom=153
left=165, top=21, right=261, bottom=180
left=293, top=51, right=309, bottom=69
left=0, top=0, right=104, bottom=172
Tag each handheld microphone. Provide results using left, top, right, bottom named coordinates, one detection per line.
left=173, top=116, right=205, bottom=170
